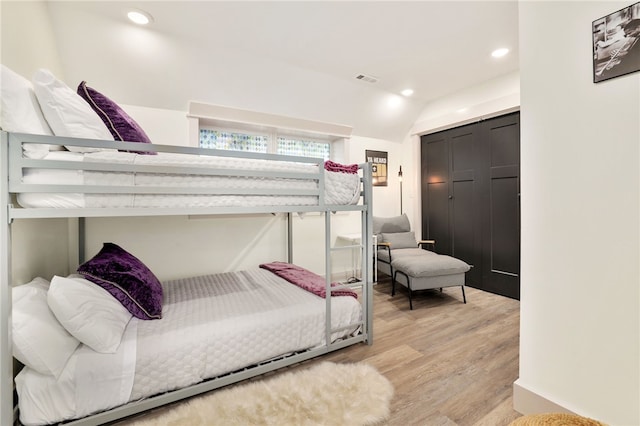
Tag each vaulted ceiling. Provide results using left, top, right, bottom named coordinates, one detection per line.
left=6, top=1, right=520, bottom=141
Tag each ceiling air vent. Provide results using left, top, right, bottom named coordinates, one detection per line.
left=355, top=74, right=378, bottom=83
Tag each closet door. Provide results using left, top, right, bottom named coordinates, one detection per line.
left=448, top=125, right=482, bottom=287
left=421, top=132, right=451, bottom=255
left=480, top=113, right=521, bottom=299
left=421, top=112, right=520, bottom=300
left=420, top=125, right=482, bottom=286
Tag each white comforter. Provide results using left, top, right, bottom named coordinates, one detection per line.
left=16, top=269, right=362, bottom=425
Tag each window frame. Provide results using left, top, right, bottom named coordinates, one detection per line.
left=188, top=102, right=351, bottom=162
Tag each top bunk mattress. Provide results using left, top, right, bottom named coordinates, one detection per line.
left=15, top=150, right=362, bottom=209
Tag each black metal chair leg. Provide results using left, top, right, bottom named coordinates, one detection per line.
left=390, top=266, right=395, bottom=296
left=461, top=285, right=467, bottom=303
left=395, top=270, right=412, bottom=310
left=391, top=270, right=396, bottom=296
left=409, top=288, right=413, bottom=310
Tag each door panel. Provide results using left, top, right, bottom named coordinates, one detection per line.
left=482, top=113, right=520, bottom=299
left=422, top=135, right=450, bottom=255
left=427, top=182, right=450, bottom=255
left=426, top=137, right=448, bottom=178
left=450, top=127, right=482, bottom=287
left=489, top=176, right=519, bottom=275
left=451, top=131, right=475, bottom=172
left=451, top=180, right=474, bottom=262
left=451, top=179, right=481, bottom=286
left=490, top=124, right=519, bottom=167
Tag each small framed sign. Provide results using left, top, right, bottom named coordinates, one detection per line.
left=365, top=150, right=388, bottom=187
left=592, top=2, right=640, bottom=83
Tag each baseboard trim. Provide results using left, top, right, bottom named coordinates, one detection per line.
left=513, top=379, right=575, bottom=415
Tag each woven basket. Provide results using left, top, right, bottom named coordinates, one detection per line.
left=509, top=413, right=607, bottom=426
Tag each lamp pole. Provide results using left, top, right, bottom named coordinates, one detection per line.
left=398, top=165, right=403, bottom=215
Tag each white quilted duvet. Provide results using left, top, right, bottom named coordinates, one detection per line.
left=15, top=269, right=362, bottom=426
left=17, top=151, right=361, bottom=208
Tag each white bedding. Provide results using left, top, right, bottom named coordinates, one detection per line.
left=15, top=269, right=362, bottom=425
left=17, top=151, right=361, bottom=208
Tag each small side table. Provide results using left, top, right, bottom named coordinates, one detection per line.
left=336, top=233, right=378, bottom=283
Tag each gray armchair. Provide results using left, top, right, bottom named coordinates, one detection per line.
left=373, top=213, right=434, bottom=278
left=373, top=214, right=470, bottom=309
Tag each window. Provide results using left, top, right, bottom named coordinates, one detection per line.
left=277, top=136, right=330, bottom=160
left=199, top=129, right=330, bottom=160
left=199, top=129, right=268, bottom=153
left=190, top=102, right=351, bottom=161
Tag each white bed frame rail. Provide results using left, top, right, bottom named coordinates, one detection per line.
left=0, top=131, right=374, bottom=426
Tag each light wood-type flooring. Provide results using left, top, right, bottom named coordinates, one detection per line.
left=293, top=279, right=522, bottom=425
left=114, top=278, right=522, bottom=426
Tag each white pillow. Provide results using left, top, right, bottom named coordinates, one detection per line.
left=12, top=277, right=80, bottom=377
left=32, top=68, right=114, bottom=152
left=0, top=65, right=54, bottom=159
left=48, top=275, right=133, bottom=353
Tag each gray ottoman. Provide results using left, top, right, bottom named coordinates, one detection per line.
left=391, top=254, right=470, bottom=310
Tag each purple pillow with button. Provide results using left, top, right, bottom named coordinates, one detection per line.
left=78, top=243, right=163, bottom=320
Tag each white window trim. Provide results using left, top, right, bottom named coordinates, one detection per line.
left=187, top=101, right=352, bottom=160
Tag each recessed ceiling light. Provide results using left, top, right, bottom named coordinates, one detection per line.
left=128, top=9, right=154, bottom=25
left=387, top=95, right=402, bottom=109
left=457, top=108, right=468, bottom=113
left=491, top=48, right=509, bottom=58
left=401, top=89, right=414, bottom=97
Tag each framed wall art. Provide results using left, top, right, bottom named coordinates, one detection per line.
left=365, top=150, right=388, bottom=186
left=592, top=2, right=640, bottom=83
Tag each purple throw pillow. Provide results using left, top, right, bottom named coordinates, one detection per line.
left=77, top=81, right=156, bottom=155
left=78, top=243, right=163, bottom=320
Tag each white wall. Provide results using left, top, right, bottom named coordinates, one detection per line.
left=515, top=2, right=639, bottom=424
left=1, top=1, right=72, bottom=285
left=0, top=1, right=63, bottom=80
left=10, top=219, right=70, bottom=285
left=347, top=136, right=405, bottom=218
left=120, top=105, right=190, bottom=147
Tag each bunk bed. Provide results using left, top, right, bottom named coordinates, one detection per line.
left=0, top=131, right=374, bottom=426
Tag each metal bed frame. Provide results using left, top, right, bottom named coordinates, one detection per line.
left=0, top=131, right=374, bottom=426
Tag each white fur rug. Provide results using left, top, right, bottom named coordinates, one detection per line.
left=126, top=361, right=394, bottom=426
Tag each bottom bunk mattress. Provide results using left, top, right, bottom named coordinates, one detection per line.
left=15, top=268, right=362, bottom=425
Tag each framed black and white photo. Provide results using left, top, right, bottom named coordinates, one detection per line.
left=593, top=2, right=640, bottom=83
left=365, top=150, right=387, bottom=186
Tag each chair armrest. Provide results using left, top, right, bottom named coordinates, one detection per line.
left=418, top=240, right=436, bottom=251
left=375, top=242, right=392, bottom=264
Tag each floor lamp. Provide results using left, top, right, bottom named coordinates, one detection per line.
left=398, top=165, right=403, bottom=214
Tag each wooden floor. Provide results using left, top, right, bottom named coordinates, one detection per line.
left=291, top=279, right=522, bottom=426
left=115, top=279, right=522, bottom=426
